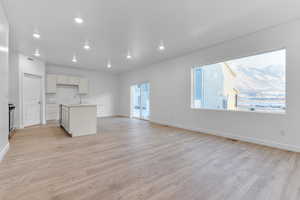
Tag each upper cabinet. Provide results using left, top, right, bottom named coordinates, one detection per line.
left=57, top=75, right=80, bottom=85
left=46, top=74, right=57, bottom=93
left=46, top=74, right=89, bottom=94
left=69, top=76, right=80, bottom=85
left=56, top=75, right=69, bottom=85
left=79, top=78, right=89, bottom=94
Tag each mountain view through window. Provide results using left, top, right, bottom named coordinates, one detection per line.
left=192, top=49, right=286, bottom=113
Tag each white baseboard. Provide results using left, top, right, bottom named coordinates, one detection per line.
left=150, top=120, right=300, bottom=153
left=100, top=116, right=300, bottom=152
left=98, top=115, right=125, bottom=118
left=0, top=143, right=10, bottom=162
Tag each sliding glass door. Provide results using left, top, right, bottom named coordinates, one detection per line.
left=132, top=84, right=141, bottom=118
left=140, top=83, right=150, bottom=119
left=131, top=83, right=150, bottom=120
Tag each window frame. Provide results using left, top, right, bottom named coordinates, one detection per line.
left=190, top=48, right=287, bottom=115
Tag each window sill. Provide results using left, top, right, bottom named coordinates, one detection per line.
left=190, top=107, right=286, bottom=115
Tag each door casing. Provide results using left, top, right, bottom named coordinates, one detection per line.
left=22, top=73, right=42, bottom=127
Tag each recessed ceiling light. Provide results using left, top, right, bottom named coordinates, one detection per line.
left=34, top=49, right=40, bottom=57
left=0, top=46, right=8, bottom=52
left=126, top=52, right=132, bottom=59
left=83, top=43, right=90, bottom=50
left=72, top=55, right=77, bottom=63
left=107, top=61, right=112, bottom=68
left=74, top=17, right=83, bottom=24
left=158, top=41, right=165, bottom=51
left=158, top=45, right=165, bottom=51
left=33, top=33, right=40, bottom=39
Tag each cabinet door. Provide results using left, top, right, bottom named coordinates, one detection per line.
left=56, top=75, right=64, bottom=84
left=57, top=75, right=69, bottom=85
left=61, top=106, right=68, bottom=129
left=65, top=108, right=69, bottom=132
left=46, top=104, right=59, bottom=120
left=69, top=76, right=80, bottom=85
left=61, top=108, right=64, bottom=126
left=79, top=78, right=89, bottom=94
left=46, top=75, right=57, bottom=93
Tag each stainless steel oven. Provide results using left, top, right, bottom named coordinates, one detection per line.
left=8, top=103, right=15, bottom=139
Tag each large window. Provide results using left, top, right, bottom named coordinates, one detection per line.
left=191, top=49, right=286, bottom=113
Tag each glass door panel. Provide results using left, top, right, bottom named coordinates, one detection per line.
left=131, top=82, right=150, bottom=120
left=141, top=83, right=150, bottom=120
left=132, top=84, right=141, bottom=118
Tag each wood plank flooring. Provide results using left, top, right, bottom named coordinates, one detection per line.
left=0, top=117, right=300, bottom=200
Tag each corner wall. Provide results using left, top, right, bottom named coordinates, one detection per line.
left=0, top=2, right=9, bottom=161
left=18, top=54, right=46, bottom=128
left=119, top=19, right=300, bottom=152
left=9, top=53, right=46, bottom=129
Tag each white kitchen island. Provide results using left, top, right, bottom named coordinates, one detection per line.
left=60, top=104, right=97, bottom=137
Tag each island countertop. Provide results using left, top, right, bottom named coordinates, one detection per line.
left=60, top=104, right=97, bottom=137
left=61, top=104, right=97, bottom=108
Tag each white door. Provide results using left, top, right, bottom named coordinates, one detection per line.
left=23, top=74, right=42, bottom=127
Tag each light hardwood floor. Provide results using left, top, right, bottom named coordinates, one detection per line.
left=0, top=117, right=300, bottom=200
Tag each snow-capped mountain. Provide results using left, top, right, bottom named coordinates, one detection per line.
left=230, top=64, right=285, bottom=94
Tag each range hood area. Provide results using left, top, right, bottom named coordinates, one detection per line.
left=46, top=74, right=90, bottom=121
left=46, top=74, right=89, bottom=94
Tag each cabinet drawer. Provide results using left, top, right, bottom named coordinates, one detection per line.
left=47, top=113, right=58, bottom=120
left=46, top=105, right=58, bottom=112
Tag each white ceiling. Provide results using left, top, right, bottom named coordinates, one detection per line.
left=2, top=0, right=300, bottom=73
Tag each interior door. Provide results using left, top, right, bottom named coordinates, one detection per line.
left=23, top=74, right=42, bottom=127
left=140, top=83, right=150, bottom=120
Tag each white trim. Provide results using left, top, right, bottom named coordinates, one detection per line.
left=150, top=120, right=300, bottom=153
left=0, top=143, right=9, bottom=162
left=190, top=107, right=286, bottom=115
left=111, top=116, right=300, bottom=152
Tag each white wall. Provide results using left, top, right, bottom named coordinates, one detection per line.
left=46, top=64, right=119, bottom=117
left=119, top=19, right=300, bottom=152
left=8, top=50, right=19, bottom=127
left=0, top=2, right=9, bottom=160
left=18, top=54, right=46, bottom=128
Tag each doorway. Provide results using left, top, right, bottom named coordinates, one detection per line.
left=131, top=82, right=150, bottom=120
left=23, top=74, right=42, bottom=127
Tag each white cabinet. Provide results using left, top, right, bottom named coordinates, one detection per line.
left=57, top=75, right=71, bottom=85
left=60, top=104, right=97, bottom=137
left=61, top=105, right=70, bottom=132
left=69, top=76, right=80, bottom=85
left=46, top=75, right=57, bottom=93
left=46, top=74, right=89, bottom=95
left=46, top=104, right=59, bottom=120
left=79, top=78, right=89, bottom=94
